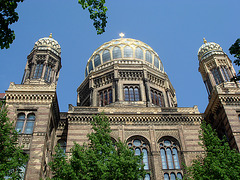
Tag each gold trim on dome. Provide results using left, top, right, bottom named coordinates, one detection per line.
left=49, top=33, right=53, bottom=38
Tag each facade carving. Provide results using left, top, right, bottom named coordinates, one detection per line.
left=4, top=36, right=240, bottom=180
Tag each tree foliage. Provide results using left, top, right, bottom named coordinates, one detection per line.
left=229, top=38, right=240, bottom=81
left=0, top=0, right=107, bottom=49
left=0, top=0, right=23, bottom=49
left=184, top=121, right=240, bottom=180
left=78, top=0, right=108, bottom=35
left=0, top=101, right=28, bottom=179
left=50, top=114, right=146, bottom=180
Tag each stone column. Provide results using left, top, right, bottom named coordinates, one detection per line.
left=114, top=78, right=119, bottom=102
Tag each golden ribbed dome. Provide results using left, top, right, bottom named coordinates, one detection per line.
left=85, top=38, right=164, bottom=77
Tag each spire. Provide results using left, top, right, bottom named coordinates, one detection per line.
left=203, top=38, right=207, bottom=44
left=49, top=33, right=52, bottom=38
left=119, top=32, right=125, bottom=38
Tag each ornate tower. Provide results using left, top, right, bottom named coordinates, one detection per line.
left=5, top=34, right=61, bottom=179
left=198, top=38, right=240, bottom=150
left=21, top=33, right=61, bottom=85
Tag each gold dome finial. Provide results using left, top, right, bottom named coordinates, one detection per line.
left=119, top=32, right=125, bottom=38
left=203, top=38, right=207, bottom=44
left=49, top=33, right=53, bottom=38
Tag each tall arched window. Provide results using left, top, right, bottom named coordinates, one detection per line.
left=88, top=60, right=93, bottom=72
left=159, top=138, right=183, bottom=180
left=211, top=68, right=223, bottom=85
left=33, top=63, right=44, bottom=79
left=16, top=113, right=25, bottom=133
left=99, top=88, right=113, bottom=106
left=127, top=138, right=150, bottom=171
left=124, top=46, right=133, bottom=58
left=124, top=86, right=140, bottom=101
left=44, top=65, right=52, bottom=82
left=94, top=54, right=101, bottom=68
left=128, top=137, right=151, bottom=180
left=16, top=113, right=35, bottom=134
left=135, top=47, right=144, bottom=60
left=25, top=114, right=35, bottom=134
left=154, top=56, right=159, bottom=69
left=102, top=49, right=111, bottom=63
left=145, top=51, right=152, bottom=63
left=151, top=89, right=164, bottom=107
left=112, top=46, right=122, bottom=59
left=220, top=66, right=230, bottom=81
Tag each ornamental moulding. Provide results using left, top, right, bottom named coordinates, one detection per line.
left=67, top=115, right=202, bottom=125
left=6, top=93, right=55, bottom=102
left=8, top=82, right=56, bottom=91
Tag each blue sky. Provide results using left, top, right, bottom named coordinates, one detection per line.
left=0, top=0, right=239, bottom=113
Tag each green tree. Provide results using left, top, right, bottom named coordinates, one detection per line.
left=229, top=38, right=240, bottom=81
left=184, top=121, right=240, bottom=180
left=0, top=101, right=28, bottom=179
left=50, top=114, right=146, bottom=180
left=0, top=0, right=24, bottom=49
left=0, top=0, right=107, bottom=50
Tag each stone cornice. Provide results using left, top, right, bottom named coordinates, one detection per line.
left=68, top=105, right=200, bottom=114
left=67, top=113, right=202, bottom=125
left=7, top=82, right=56, bottom=92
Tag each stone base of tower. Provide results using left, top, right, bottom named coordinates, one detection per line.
left=5, top=82, right=60, bottom=180
left=205, top=81, right=240, bottom=150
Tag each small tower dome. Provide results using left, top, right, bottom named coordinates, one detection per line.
left=198, top=38, right=225, bottom=61
left=32, top=33, right=61, bottom=56
left=21, top=34, right=62, bottom=85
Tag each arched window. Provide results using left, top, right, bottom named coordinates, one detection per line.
left=159, top=138, right=183, bottom=180
left=16, top=113, right=35, bottom=134
left=99, top=88, right=113, bottom=106
left=127, top=138, right=150, bottom=171
left=33, top=63, right=44, bottom=79
left=124, top=86, right=140, bottom=101
left=44, top=65, right=52, bottom=82
left=164, top=173, right=169, bottom=180
left=94, top=54, right=101, bottom=68
left=135, top=47, right=143, bottom=60
left=124, top=46, right=133, bottom=58
left=113, top=46, right=122, bottom=59
left=102, top=49, right=111, bottom=63
left=16, top=113, right=25, bottom=133
left=151, top=89, right=164, bottom=107
left=211, top=68, right=223, bottom=85
left=24, top=114, right=35, bottom=134
left=154, top=56, right=159, bottom=69
left=220, top=66, right=230, bottom=81
left=145, top=51, right=152, bottom=63
left=58, top=139, right=67, bottom=153
left=89, top=60, right=93, bottom=72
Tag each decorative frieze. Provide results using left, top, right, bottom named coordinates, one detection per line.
left=147, top=72, right=164, bottom=87
left=17, top=134, right=32, bottom=150
left=118, top=70, right=143, bottom=81
left=67, top=114, right=202, bottom=125
left=219, top=95, right=240, bottom=105
left=94, top=72, right=114, bottom=88
left=6, top=93, right=55, bottom=103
